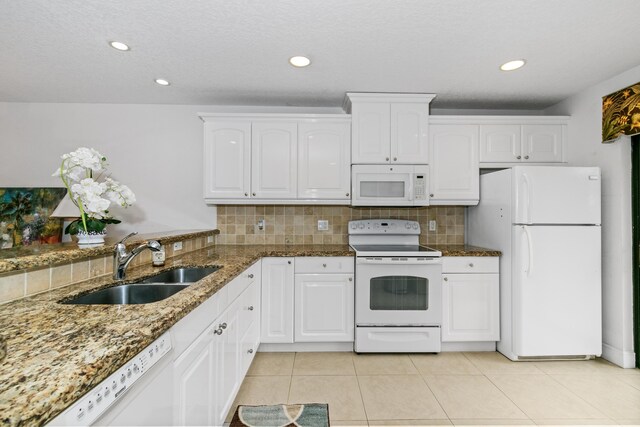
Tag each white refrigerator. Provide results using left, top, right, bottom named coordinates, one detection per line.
left=468, top=166, right=602, bottom=360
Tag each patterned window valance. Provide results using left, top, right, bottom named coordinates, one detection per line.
left=602, top=82, right=640, bottom=143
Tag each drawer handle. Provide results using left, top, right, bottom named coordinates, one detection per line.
left=248, top=349, right=254, bottom=354
left=248, top=306, right=254, bottom=311
left=219, top=322, right=227, bottom=329
left=468, top=263, right=474, bottom=267
left=248, top=273, right=254, bottom=278
left=443, top=277, right=448, bottom=281
left=214, top=328, right=223, bottom=335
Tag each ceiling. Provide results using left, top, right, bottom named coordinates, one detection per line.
left=2, top=0, right=640, bottom=110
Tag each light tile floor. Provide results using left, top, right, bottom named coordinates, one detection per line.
left=227, top=351, right=640, bottom=426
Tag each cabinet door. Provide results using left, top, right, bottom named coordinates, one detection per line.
left=203, top=121, right=251, bottom=199
left=173, top=325, right=215, bottom=426
left=294, top=273, right=354, bottom=342
left=213, top=303, right=241, bottom=426
left=429, top=125, right=479, bottom=205
left=261, top=258, right=294, bottom=343
left=391, top=103, right=429, bottom=164
left=298, top=121, right=351, bottom=200
left=522, top=125, right=564, bottom=162
left=479, top=124, right=521, bottom=163
left=351, top=102, right=390, bottom=163
left=251, top=122, right=298, bottom=199
left=442, top=273, right=499, bottom=342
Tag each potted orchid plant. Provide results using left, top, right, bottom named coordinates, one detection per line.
left=52, top=147, right=135, bottom=245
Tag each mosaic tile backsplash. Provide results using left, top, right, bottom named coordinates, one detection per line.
left=216, top=205, right=465, bottom=245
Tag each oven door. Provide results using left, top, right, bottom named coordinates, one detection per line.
left=355, top=257, right=442, bottom=326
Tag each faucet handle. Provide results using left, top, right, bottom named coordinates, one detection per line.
left=118, top=232, right=138, bottom=245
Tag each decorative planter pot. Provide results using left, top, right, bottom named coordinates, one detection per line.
left=76, top=230, right=107, bottom=247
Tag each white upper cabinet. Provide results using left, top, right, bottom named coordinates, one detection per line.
left=351, top=102, right=390, bottom=163
left=298, top=121, right=351, bottom=200
left=474, top=118, right=567, bottom=165
left=390, top=103, right=430, bottom=163
left=429, top=124, right=479, bottom=205
left=203, top=121, right=251, bottom=199
left=251, top=121, right=298, bottom=199
left=345, top=93, right=435, bottom=164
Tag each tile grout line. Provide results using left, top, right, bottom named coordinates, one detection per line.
left=481, top=369, right=535, bottom=423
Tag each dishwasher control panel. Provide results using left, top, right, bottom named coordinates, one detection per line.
left=47, top=332, right=172, bottom=426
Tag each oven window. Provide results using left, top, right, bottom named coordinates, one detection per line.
left=360, top=181, right=405, bottom=198
left=369, top=276, right=428, bottom=310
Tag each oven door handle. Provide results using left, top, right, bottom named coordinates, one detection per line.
left=356, top=258, right=442, bottom=265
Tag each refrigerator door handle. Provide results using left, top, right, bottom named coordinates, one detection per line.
left=523, top=225, right=533, bottom=276
left=522, top=173, right=532, bottom=224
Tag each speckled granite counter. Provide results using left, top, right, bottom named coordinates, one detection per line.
left=0, top=244, right=352, bottom=427
left=436, top=244, right=501, bottom=257
left=0, top=242, right=499, bottom=426
left=0, top=229, right=219, bottom=274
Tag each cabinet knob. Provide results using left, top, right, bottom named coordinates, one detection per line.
left=219, top=322, right=227, bottom=329
left=214, top=328, right=223, bottom=335
left=248, top=305, right=254, bottom=311
left=322, top=263, right=327, bottom=267
left=244, top=193, right=248, bottom=196
left=443, top=277, right=448, bottom=281
left=517, top=155, right=522, bottom=159
left=393, top=157, right=397, bottom=161
left=429, top=194, right=434, bottom=197
left=386, top=157, right=390, bottom=161
left=252, top=192, right=256, bottom=196
left=248, top=273, right=254, bottom=278
left=346, top=193, right=350, bottom=197
left=348, top=277, right=353, bottom=282
left=468, top=263, right=474, bottom=267
left=524, top=155, right=529, bottom=160
left=288, top=260, right=292, bottom=265
left=248, top=349, right=254, bottom=354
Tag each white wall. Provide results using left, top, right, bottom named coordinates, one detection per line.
left=0, top=103, right=342, bottom=238
left=545, top=64, right=640, bottom=368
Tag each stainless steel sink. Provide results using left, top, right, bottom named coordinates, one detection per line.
left=62, top=284, right=190, bottom=305
left=134, top=266, right=220, bottom=284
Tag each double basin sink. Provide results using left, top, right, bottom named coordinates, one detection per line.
left=62, top=267, right=220, bottom=305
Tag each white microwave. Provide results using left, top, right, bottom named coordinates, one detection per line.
left=351, top=164, right=429, bottom=206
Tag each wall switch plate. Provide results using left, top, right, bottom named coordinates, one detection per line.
left=173, top=241, right=183, bottom=251
left=428, top=220, right=436, bottom=231
left=255, top=219, right=265, bottom=234
left=317, top=220, right=329, bottom=231
left=207, top=235, right=213, bottom=243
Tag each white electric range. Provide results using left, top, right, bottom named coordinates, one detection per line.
left=349, top=219, right=442, bottom=353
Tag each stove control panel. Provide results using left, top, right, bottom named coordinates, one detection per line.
left=348, top=219, right=420, bottom=235
left=48, top=332, right=172, bottom=426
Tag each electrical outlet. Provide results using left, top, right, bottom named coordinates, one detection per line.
left=428, top=220, right=437, bottom=232
left=255, top=219, right=265, bottom=233
left=207, top=235, right=213, bottom=243
left=173, top=241, right=183, bottom=251
left=317, top=220, right=329, bottom=231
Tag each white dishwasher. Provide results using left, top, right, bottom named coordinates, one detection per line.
left=48, top=332, right=173, bottom=426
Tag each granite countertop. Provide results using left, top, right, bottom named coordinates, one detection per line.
left=0, top=244, right=353, bottom=427
left=0, top=229, right=219, bottom=274
left=0, top=241, right=498, bottom=426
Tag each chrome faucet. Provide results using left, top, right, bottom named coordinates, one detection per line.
left=113, top=232, right=162, bottom=280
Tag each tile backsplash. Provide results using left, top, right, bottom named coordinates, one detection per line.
left=216, top=205, right=465, bottom=245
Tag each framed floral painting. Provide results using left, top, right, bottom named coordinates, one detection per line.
left=602, top=82, right=640, bottom=143
left=0, top=188, right=66, bottom=249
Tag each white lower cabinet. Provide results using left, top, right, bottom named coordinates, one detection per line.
left=294, top=273, right=354, bottom=342
left=172, top=265, right=261, bottom=426
left=260, top=257, right=295, bottom=343
left=442, top=257, right=499, bottom=342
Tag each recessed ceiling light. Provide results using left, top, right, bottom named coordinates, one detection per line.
left=289, top=56, right=311, bottom=67
left=154, top=78, right=170, bottom=86
left=109, top=41, right=130, bottom=51
left=500, top=59, right=526, bottom=71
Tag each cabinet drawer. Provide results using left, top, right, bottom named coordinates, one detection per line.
left=295, top=257, right=354, bottom=274
left=227, top=260, right=261, bottom=303
left=442, top=257, right=498, bottom=273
